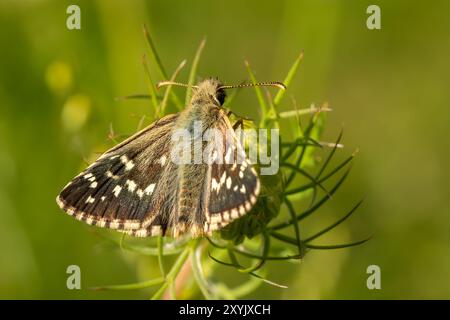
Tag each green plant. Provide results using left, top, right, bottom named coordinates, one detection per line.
left=92, top=25, right=368, bottom=299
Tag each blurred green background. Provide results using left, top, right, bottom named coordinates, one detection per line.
left=1, top=0, right=450, bottom=299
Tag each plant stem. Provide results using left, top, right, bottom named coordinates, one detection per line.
left=157, top=236, right=166, bottom=277
left=150, top=245, right=191, bottom=300
left=190, top=239, right=215, bottom=299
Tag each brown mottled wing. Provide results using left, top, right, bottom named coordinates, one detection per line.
left=202, top=113, right=260, bottom=234
left=56, top=114, right=178, bottom=236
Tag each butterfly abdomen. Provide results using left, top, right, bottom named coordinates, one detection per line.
left=174, top=163, right=208, bottom=237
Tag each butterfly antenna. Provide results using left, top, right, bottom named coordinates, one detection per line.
left=219, top=81, right=286, bottom=90
left=157, top=81, right=198, bottom=89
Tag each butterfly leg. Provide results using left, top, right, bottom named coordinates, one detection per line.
left=226, top=110, right=252, bottom=122
left=232, top=119, right=244, bottom=130
left=225, top=110, right=249, bottom=131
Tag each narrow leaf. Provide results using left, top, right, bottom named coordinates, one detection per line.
left=245, top=60, right=268, bottom=116
left=284, top=151, right=355, bottom=196
left=237, top=233, right=270, bottom=273
left=306, top=237, right=371, bottom=250
left=304, top=199, right=364, bottom=243
left=142, top=54, right=160, bottom=115
left=159, top=59, right=187, bottom=114
left=271, top=168, right=352, bottom=230
left=143, top=24, right=167, bottom=79
left=185, top=38, right=206, bottom=105
left=91, top=277, right=164, bottom=291
left=115, top=94, right=155, bottom=101
left=278, top=105, right=332, bottom=118
left=273, top=51, right=304, bottom=106
left=142, top=24, right=182, bottom=109
left=284, top=198, right=303, bottom=256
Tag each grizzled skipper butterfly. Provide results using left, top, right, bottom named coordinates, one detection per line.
left=56, top=78, right=285, bottom=238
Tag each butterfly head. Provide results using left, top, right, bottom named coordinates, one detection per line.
left=192, top=78, right=226, bottom=106
left=157, top=78, right=286, bottom=107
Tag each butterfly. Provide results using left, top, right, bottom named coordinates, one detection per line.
left=56, top=78, right=285, bottom=238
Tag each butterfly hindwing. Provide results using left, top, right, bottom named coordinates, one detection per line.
left=203, top=113, right=260, bottom=234
left=56, top=114, right=178, bottom=235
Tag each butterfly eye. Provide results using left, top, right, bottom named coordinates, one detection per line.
left=215, top=89, right=226, bottom=105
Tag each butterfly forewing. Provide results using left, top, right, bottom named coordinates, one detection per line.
left=56, top=114, right=178, bottom=233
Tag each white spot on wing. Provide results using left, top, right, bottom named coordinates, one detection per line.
left=125, top=160, right=134, bottom=171
left=126, top=180, right=137, bottom=192
left=98, top=218, right=107, bottom=227
left=159, top=155, right=167, bottom=166
left=225, top=148, right=233, bottom=163
left=86, top=196, right=95, bottom=203
left=212, top=178, right=219, bottom=192
left=255, top=179, right=260, bottom=195
left=110, top=219, right=120, bottom=229
left=210, top=214, right=222, bottom=223
left=124, top=221, right=140, bottom=229
left=135, top=229, right=148, bottom=237
left=211, top=150, right=218, bottom=162
left=144, top=183, right=155, bottom=195
left=226, top=177, right=232, bottom=189
left=106, top=171, right=119, bottom=180
left=150, top=225, right=162, bottom=236
left=120, top=155, right=135, bottom=171
left=113, top=185, right=122, bottom=197
left=90, top=181, right=98, bottom=188
left=220, top=171, right=227, bottom=185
